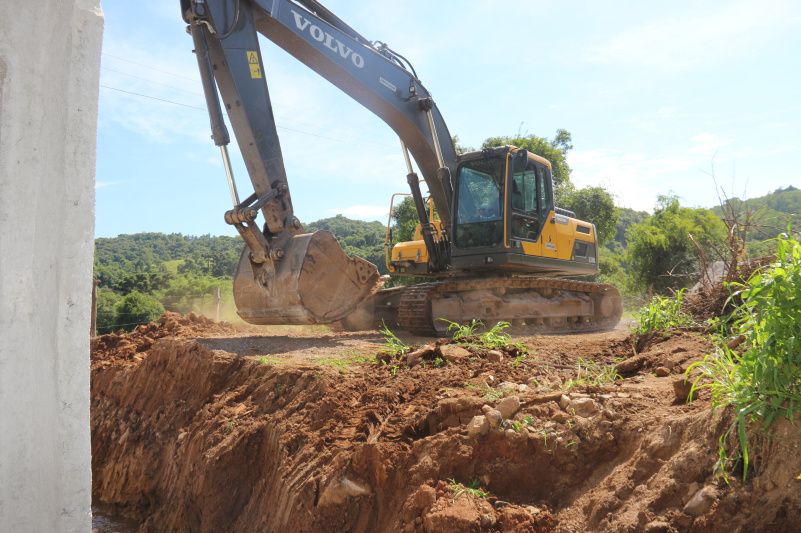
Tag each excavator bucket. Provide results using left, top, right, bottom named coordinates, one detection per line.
left=232, top=230, right=381, bottom=325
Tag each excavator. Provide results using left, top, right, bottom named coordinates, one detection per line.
left=181, top=0, right=623, bottom=335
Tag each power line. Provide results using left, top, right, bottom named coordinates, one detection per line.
left=101, top=66, right=204, bottom=97
left=102, top=53, right=200, bottom=83
left=99, top=54, right=400, bottom=151
left=100, top=84, right=206, bottom=111
left=99, top=84, right=396, bottom=148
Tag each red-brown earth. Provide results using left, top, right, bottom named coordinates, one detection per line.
left=91, top=313, right=801, bottom=532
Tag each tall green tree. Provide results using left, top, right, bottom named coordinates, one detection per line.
left=626, top=195, right=726, bottom=293
left=562, top=186, right=619, bottom=245
left=481, top=129, right=574, bottom=200
left=390, top=197, right=419, bottom=243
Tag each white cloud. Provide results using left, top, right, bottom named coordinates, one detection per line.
left=587, top=0, right=801, bottom=70
left=688, top=132, right=729, bottom=156
left=569, top=148, right=698, bottom=210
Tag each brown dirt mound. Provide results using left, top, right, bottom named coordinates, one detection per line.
left=91, top=312, right=240, bottom=370
left=91, top=317, right=800, bottom=532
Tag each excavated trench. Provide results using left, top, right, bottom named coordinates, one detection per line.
left=91, top=314, right=801, bottom=532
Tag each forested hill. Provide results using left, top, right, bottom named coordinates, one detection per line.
left=712, top=185, right=800, bottom=240
left=92, top=216, right=389, bottom=333
left=94, top=216, right=389, bottom=295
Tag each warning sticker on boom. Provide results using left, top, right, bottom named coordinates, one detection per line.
left=246, top=51, right=262, bottom=79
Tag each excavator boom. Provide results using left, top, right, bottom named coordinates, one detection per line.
left=181, top=0, right=458, bottom=324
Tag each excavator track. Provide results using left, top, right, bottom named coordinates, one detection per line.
left=394, top=277, right=623, bottom=336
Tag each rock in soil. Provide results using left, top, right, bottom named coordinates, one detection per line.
left=406, top=344, right=435, bottom=367
left=485, top=409, right=503, bottom=429
left=496, top=395, right=521, bottom=419
left=467, top=415, right=490, bottom=438
left=673, top=376, right=694, bottom=403
left=683, top=485, right=718, bottom=516
left=439, top=344, right=471, bottom=363
left=486, top=350, right=504, bottom=363
left=655, top=366, right=671, bottom=377
left=568, top=397, right=600, bottom=417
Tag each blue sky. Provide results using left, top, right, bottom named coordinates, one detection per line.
left=96, top=0, right=801, bottom=237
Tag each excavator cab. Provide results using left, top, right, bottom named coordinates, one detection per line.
left=389, top=146, right=600, bottom=279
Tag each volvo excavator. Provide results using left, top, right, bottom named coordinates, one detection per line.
left=181, top=0, right=623, bottom=335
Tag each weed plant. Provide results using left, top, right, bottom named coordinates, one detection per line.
left=564, top=357, right=621, bottom=389
left=635, top=289, right=696, bottom=335
left=379, top=321, right=410, bottom=357
left=440, top=319, right=528, bottom=354
left=448, top=479, right=490, bottom=499
left=688, top=233, right=801, bottom=480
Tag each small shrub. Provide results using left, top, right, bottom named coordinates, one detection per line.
left=114, top=291, right=165, bottom=331
left=635, top=289, right=695, bottom=335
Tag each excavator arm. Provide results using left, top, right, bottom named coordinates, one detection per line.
left=181, top=0, right=455, bottom=324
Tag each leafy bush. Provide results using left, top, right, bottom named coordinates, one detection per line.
left=114, top=291, right=165, bottom=331
left=688, top=233, right=801, bottom=479
left=96, top=289, right=123, bottom=334
left=634, top=289, right=695, bottom=335
left=626, top=195, right=726, bottom=293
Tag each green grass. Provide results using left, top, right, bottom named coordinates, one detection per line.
left=315, top=355, right=374, bottom=369
left=687, top=233, right=801, bottom=481
left=510, top=415, right=534, bottom=432
left=448, top=479, right=490, bottom=499
left=257, top=354, right=373, bottom=370
left=257, top=355, right=287, bottom=366
left=465, top=383, right=511, bottom=402
left=564, top=357, right=621, bottom=390
left=634, top=288, right=695, bottom=335
left=379, top=321, right=410, bottom=357
left=441, top=318, right=481, bottom=340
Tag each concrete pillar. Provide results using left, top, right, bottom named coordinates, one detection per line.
left=0, top=1, right=103, bottom=532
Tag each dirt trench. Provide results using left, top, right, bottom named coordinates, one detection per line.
left=91, top=314, right=801, bottom=532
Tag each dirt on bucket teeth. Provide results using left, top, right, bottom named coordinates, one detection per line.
left=91, top=313, right=801, bottom=532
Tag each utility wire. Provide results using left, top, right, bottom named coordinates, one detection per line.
left=101, top=66, right=204, bottom=97
left=100, top=84, right=206, bottom=111
left=102, top=53, right=200, bottom=82
left=100, top=55, right=400, bottom=150
left=99, top=84, right=396, bottom=148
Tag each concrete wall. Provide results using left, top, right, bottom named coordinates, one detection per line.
left=0, top=1, right=103, bottom=532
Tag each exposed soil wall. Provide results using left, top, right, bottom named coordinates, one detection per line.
left=91, top=315, right=801, bottom=532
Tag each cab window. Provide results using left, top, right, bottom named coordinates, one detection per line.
left=511, top=161, right=550, bottom=241
left=454, top=157, right=504, bottom=248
